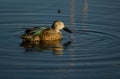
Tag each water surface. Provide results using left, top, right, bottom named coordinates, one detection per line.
left=0, top=0, right=120, bottom=79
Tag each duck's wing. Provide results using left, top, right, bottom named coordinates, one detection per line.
left=33, top=27, right=47, bottom=35
left=25, top=27, right=47, bottom=35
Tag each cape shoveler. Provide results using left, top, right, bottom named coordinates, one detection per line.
left=21, top=20, right=72, bottom=42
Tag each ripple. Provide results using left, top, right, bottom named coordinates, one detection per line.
left=68, top=29, right=120, bottom=67
left=73, top=29, right=120, bottom=48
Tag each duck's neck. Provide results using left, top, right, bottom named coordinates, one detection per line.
left=52, top=28, right=61, bottom=33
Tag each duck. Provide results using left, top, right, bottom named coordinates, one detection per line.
left=21, top=20, right=72, bottom=42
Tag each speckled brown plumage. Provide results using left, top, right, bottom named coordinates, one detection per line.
left=33, top=28, right=63, bottom=41
left=21, top=20, right=72, bottom=42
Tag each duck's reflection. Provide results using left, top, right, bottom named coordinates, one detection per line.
left=20, top=40, right=72, bottom=55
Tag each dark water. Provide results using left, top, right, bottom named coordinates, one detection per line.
left=0, top=0, right=120, bottom=79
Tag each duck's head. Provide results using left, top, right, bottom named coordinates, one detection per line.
left=52, top=20, right=72, bottom=33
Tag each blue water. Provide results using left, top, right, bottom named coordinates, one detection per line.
left=0, top=0, right=120, bottom=79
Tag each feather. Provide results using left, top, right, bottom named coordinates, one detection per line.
left=33, top=27, right=47, bottom=35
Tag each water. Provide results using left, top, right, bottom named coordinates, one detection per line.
left=0, top=0, right=120, bottom=79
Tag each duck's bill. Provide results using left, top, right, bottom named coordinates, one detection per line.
left=63, top=27, right=73, bottom=33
